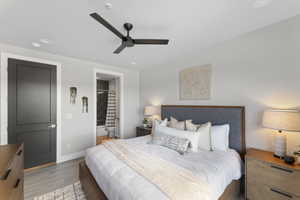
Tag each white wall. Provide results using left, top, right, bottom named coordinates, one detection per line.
left=140, top=15, right=300, bottom=154
left=0, top=42, right=140, bottom=160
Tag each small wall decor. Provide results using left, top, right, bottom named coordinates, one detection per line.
left=82, top=96, right=88, bottom=113
left=179, top=64, right=212, bottom=100
left=70, top=87, right=77, bottom=104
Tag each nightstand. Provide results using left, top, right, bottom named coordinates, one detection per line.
left=136, top=126, right=152, bottom=137
left=246, top=148, right=300, bottom=200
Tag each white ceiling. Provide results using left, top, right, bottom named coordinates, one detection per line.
left=0, top=0, right=300, bottom=70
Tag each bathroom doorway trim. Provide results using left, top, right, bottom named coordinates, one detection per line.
left=93, top=68, right=124, bottom=145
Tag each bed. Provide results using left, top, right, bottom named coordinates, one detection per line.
left=80, top=105, right=245, bottom=200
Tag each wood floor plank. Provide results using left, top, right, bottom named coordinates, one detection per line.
left=24, top=158, right=83, bottom=200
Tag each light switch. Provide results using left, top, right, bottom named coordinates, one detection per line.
left=66, top=113, right=73, bottom=119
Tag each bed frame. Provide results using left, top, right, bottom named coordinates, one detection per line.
left=80, top=105, right=246, bottom=200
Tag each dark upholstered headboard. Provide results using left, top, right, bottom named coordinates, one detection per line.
left=161, top=105, right=245, bottom=159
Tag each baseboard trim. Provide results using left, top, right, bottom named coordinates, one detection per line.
left=24, top=162, right=56, bottom=172
left=58, top=150, right=85, bottom=163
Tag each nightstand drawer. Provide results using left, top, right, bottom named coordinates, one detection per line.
left=247, top=181, right=300, bottom=200
left=136, top=127, right=152, bottom=137
left=247, top=158, right=300, bottom=196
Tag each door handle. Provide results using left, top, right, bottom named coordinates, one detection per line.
left=48, top=124, right=57, bottom=129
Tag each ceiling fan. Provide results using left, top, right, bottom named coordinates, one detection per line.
left=90, top=13, right=169, bottom=54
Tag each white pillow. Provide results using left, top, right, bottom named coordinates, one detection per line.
left=211, top=124, right=230, bottom=151
left=184, top=121, right=212, bottom=151
left=169, top=117, right=185, bottom=130
left=196, top=122, right=212, bottom=151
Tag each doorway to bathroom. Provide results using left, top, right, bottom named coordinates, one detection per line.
left=95, top=70, right=123, bottom=145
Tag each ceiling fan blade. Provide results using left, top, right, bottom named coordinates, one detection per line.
left=113, top=43, right=126, bottom=54
left=134, top=39, right=169, bottom=45
left=90, top=13, right=125, bottom=39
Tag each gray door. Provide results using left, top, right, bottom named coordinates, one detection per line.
left=8, top=58, right=57, bottom=169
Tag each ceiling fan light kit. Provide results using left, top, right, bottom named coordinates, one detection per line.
left=90, top=13, right=169, bottom=54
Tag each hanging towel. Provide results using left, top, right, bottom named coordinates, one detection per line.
left=105, top=91, right=117, bottom=137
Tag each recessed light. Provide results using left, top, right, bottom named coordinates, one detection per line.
left=32, top=42, right=41, bottom=47
left=131, top=61, right=136, bottom=65
left=105, top=3, right=112, bottom=10
left=40, top=39, right=50, bottom=44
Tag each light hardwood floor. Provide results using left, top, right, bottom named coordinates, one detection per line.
left=24, top=158, right=83, bottom=200
left=96, top=135, right=115, bottom=145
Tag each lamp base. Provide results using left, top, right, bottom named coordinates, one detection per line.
left=273, top=133, right=286, bottom=159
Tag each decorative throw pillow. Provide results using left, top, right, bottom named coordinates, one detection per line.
left=211, top=124, right=230, bottom=151
left=151, top=133, right=190, bottom=155
left=169, top=117, right=185, bottom=130
left=185, top=120, right=199, bottom=131
left=154, top=124, right=202, bottom=152
left=160, top=118, right=168, bottom=127
left=183, top=121, right=212, bottom=151
left=152, top=119, right=168, bottom=135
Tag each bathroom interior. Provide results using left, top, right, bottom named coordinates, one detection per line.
left=96, top=72, right=120, bottom=144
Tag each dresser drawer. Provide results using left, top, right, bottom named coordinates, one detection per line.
left=9, top=178, right=24, bottom=200
left=10, top=146, right=24, bottom=173
left=0, top=144, right=24, bottom=200
left=247, top=181, right=300, bottom=200
left=0, top=145, right=23, bottom=174
left=247, top=158, right=300, bottom=196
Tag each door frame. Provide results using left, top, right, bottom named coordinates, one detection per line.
left=94, top=68, right=124, bottom=143
left=0, top=52, right=62, bottom=162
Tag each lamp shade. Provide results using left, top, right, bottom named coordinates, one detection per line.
left=262, top=109, right=300, bottom=132
left=144, top=106, right=159, bottom=116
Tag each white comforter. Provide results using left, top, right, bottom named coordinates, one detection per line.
left=85, top=136, right=242, bottom=200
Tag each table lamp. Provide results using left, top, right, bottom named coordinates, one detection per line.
left=144, top=106, right=159, bottom=127
left=262, top=109, right=300, bottom=158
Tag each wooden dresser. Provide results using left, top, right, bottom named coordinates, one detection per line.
left=246, top=148, right=300, bottom=200
left=0, top=144, right=24, bottom=200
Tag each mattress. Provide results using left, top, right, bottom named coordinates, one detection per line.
left=85, top=135, right=242, bottom=200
